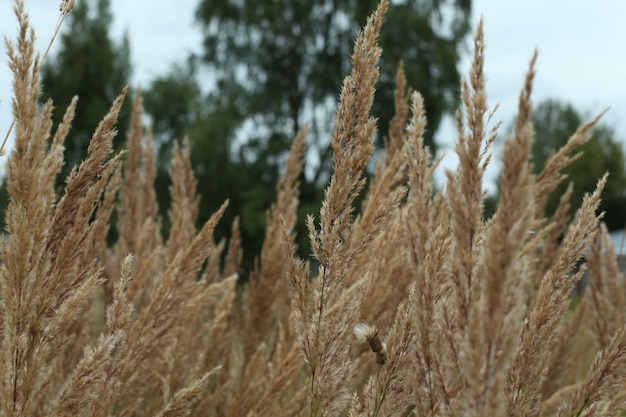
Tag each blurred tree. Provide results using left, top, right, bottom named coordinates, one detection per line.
left=143, top=61, right=203, bottom=157
left=532, top=99, right=626, bottom=230
left=145, top=63, right=322, bottom=269
left=194, top=0, right=472, bottom=181
left=143, top=62, right=202, bottom=240
left=145, top=0, right=472, bottom=273
left=41, top=0, right=132, bottom=184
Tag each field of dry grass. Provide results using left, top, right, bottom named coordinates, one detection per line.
left=2, top=1, right=626, bottom=416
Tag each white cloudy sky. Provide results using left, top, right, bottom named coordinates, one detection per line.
left=1, top=0, right=625, bottom=189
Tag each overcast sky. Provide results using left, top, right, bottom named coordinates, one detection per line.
left=1, top=0, right=625, bottom=190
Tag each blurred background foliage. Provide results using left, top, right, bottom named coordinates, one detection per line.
left=483, top=99, right=626, bottom=230
left=530, top=100, right=626, bottom=230
left=42, top=0, right=133, bottom=183
left=2, top=0, right=625, bottom=275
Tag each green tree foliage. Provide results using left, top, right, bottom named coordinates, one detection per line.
left=144, top=61, right=204, bottom=154
left=194, top=0, right=471, bottom=179
left=146, top=63, right=324, bottom=270
left=41, top=0, right=132, bottom=183
left=145, top=0, right=472, bottom=273
left=532, top=99, right=626, bottom=230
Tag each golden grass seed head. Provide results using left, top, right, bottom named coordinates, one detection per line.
left=60, top=0, right=76, bottom=14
